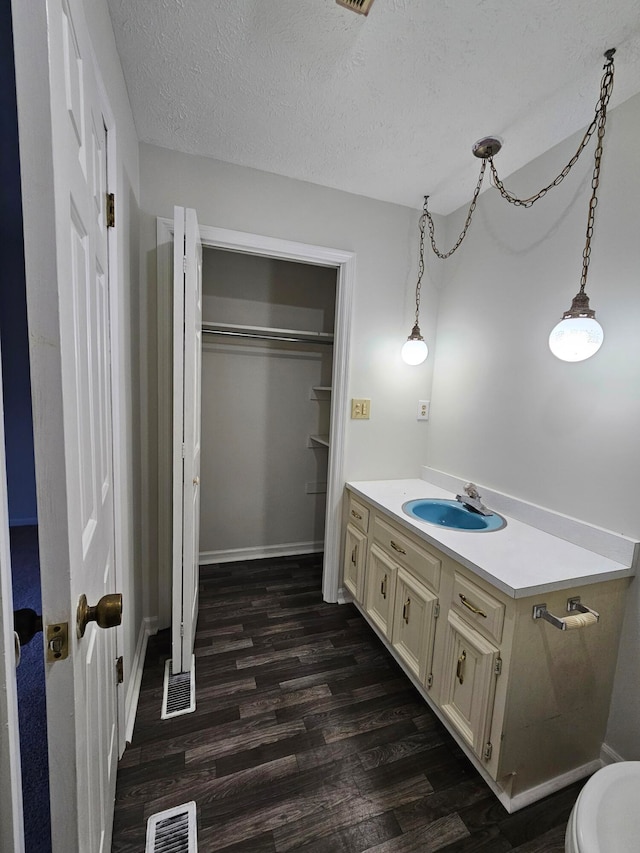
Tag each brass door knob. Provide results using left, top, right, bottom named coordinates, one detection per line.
left=77, top=593, right=123, bottom=638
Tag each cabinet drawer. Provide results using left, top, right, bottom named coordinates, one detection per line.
left=373, top=515, right=440, bottom=593
left=452, top=572, right=505, bottom=645
left=347, top=494, right=370, bottom=534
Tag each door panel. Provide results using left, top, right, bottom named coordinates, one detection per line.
left=343, top=523, right=366, bottom=603
left=13, top=0, right=119, bottom=849
left=438, top=609, right=499, bottom=758
left=391, top=566, right=438, bottom=684
left=365, top=544, right=397, bottom=639
left=172, top=207, right=202, bottom=674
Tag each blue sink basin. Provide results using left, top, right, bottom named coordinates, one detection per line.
left=402, top=499, right=506, bottom=531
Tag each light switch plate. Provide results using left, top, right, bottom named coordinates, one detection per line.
left=351, top=398, right=370, bottom=419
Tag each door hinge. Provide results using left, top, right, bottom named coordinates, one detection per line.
left=434, top=603, right=440, bottom=619
left=116, top=655, right=124, bottom=684
left=107, top=193, right=115, bottom=228
left=183, top=255, right=188, bottom=274
left=483, top=741, right=493, bottom=761
left=180, top=622, right=184, bottom=637
left=426, top=673, right=433, bottom=689
left=494, top=657, right=502, bottom=676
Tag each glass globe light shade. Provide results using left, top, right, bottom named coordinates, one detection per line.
left=401, top=336, right=428, bottom=365
left=548, top=316, right=604, bottom=362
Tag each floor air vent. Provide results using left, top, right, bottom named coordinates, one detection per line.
left=146, top=802, right=197, bottom=853
left=161, top=656, right=196, bottom=719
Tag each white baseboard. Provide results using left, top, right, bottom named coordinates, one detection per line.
left=500, top=759, right=602, bottom=813
left=600, top=742, right=624, bottom=765
left=199, top=541, right=324, bottom=565
left=125, top=616, right=158, bottom=743
left=337, top=586, right=351, bottom=605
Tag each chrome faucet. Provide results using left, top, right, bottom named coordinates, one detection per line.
left=456, top=482, right=493, bottom=516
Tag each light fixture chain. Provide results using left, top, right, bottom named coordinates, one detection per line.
left=579, top=57, right=613, bottom=293
left=424, top=159, right=487, bottom=259
left=489, top=53, right=615, bottom=208
left=413, top=196, right=428, bottom=323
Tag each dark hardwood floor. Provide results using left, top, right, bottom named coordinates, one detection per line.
left=111, top=554, right=584, bottom=852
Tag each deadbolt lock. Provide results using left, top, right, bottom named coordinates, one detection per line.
left=46, top=623, right=69, bottom=662
left=77, top=593, right=123, bottom=638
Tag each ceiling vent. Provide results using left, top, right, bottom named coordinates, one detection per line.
left=336, top=0, right=375, bottom=15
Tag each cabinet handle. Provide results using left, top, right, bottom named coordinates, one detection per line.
left=456, top=650, right=466, bottom=685
left=459, top=593, right=487, bottom=618
left=390, top=540, right=406, bottom=555
left=402, top=597, right=411, bottom=624
left=380, top=574, right=387, bottom=599
left=351, top=509, right=363, bottom=520
left=351, top=546, right=357, bottom=566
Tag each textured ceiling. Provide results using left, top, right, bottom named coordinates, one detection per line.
left=106, top=0, right=640, bottom=214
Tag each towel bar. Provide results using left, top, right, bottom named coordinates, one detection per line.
left=532, top=597, right=599, bottom=630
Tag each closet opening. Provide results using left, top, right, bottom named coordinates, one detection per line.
left=199, top=248, right=336, bottom=574
left=157, top=218, right=354, bottom=622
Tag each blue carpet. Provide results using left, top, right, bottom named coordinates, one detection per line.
left=11, top=525, right=52, bottom=853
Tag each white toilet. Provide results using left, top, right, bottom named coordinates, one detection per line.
left=565, top=761, right=640, bottom=852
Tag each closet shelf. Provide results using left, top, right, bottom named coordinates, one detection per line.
left=308, top=434, right=330, bottom=448
left=202, top=321, right=334, bottom=345
left=310, top=385, right=332, bottom=400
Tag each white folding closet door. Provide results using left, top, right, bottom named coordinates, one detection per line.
left=172, top=206, right=202, bottom=674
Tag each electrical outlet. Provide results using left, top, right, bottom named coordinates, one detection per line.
left=417, top=400, right=430, bottom=421
left=351, top=398, right=370, bottom=419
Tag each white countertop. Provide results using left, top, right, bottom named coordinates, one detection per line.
left=347, top=479, right=635, bottom=599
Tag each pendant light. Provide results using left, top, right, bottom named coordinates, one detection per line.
left=416, top=50, right=616, bottom=363
left=547, top=51, right=614, bottom=361
left=401, top=197, right=429, bottom=365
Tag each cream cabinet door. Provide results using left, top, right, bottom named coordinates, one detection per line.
left=392, top=566, right=438, bottom=685
left=343, top=523, right=367, bottom=603
left=365, top=544, right=397, bottom=639
left=437, top=609, right=500, bottom=760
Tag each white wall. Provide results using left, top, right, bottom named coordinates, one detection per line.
left=140, top=143, right=444, bottom=617
left=427, top=92, right=640, bottom=759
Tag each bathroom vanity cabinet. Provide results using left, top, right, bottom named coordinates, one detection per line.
left=343, top=486, right=632, bottom=812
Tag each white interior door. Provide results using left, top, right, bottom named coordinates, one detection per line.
left=172, top=207, right=202, bottom=674
left=0, top=335, right=25, bottom=853
left=12, top=0, right=120, bottom=849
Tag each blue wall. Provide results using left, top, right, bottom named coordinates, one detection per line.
left=0, top=2, right=37, bottom=526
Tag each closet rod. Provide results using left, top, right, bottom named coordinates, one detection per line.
left=202, top=328, right=334, bottom=345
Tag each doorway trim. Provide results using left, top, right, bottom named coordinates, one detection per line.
left=156, top=221, right=354, bottom=610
